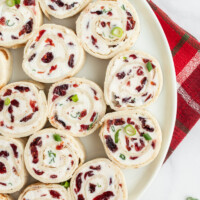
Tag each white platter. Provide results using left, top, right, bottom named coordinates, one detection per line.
left=10, top=0, right=177, bottom=199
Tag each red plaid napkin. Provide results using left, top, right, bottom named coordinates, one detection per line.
left=147, top=1, right=200, bottom=161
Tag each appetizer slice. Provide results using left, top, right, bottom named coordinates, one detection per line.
left=0, top=136, right=27, bottom=193
left=104, top=50, right=163, bottom=110
left=48, top=78, right=106, bottom=137
left=76, top=0, right=140, bottom=59
left=0, top=0, right=42, bottom=48
left=99, top=110, right=162, bottom=168
left=0, top=194, right=13, bottom=200
left=0, top=81, right=47, bottom=138
left=24, top=128, right=85, bottom=183
left=18, top=183, right=71, bottom=199
left=23, top=24, right=85, bottom=83
left=0, top=48, right=12, bottom=89
left=39, top=0, right=92, bottom=19
left=70, top=158, right=128, bottom=200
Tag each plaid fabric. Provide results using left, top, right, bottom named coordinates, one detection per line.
left=147, top=1, right=200, bottom=161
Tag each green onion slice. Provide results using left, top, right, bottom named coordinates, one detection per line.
left=119, top=154, right=126, bottom=160
left=15, top=0, right=20, bottom=4
left=146, top=61, right=153, bottom=72
left=186, top=197, right=199, bottom=200
left=143, top=133, right=152, bottom=141
left=6, top=0, right=15, bottom=7
left=61, top=181, right=70, bottom=189
left=53, top=134, right=62, bottom=142
left=4, top=98, right=10, bottom=106
left=115, top=129, right=121, bottom=143
left=71, top=94, right=78, bottom=102
left=124, top=124, right=136, bottom=136
left=111, top=27, right=124, bottom=38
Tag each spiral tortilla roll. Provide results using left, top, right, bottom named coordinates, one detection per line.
left=24, top=128, right=85, bottom=183
left=104, top=50, right=163, bottom=110
left=0, top=0, right=42, bottom=49
left=18, top=183, right=71, bottom=200
left=76, top=0, right=140, bottom=59
left=22, top=24, right=85, bottom=83
left=0, top=194, right=13, bottom=200
left=39, top=0, right=92, bottom=19
left=0, top=81, right=47, bottom=138
left=99, top=110, right=162, bottom=169
left=70, top=158, right=127, bottom=200
left=0, top=48, right=12, bottom=89
left=0, top=136, right=27, bottom=194
left=48, top=78, right=106, bottom=137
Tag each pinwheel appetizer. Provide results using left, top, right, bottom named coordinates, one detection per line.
left=0, top=48, right=12, bottom=89
left=48, top=78, right=106, bottom=137
left=22, top=24, right=85, bottom=83
left=70, top=158, right=127, bottom=200
left=0, top=81, right=47, bottom=138
left=24, top=128, right=85, bottom=183
left=39, top=0, right=92, bottom=19
left=18, top=183, right=71, bottom=199
left=76, top=0, right=140, bottom=59
left=104, top=50, right=163, bottom=110
left=0, top=194, right=13, bottom=200
left=0, top=136, right=27, bottom=194
left=99, top=110, right=162, bottom=168
left=0, top=0, right=42, bottom=48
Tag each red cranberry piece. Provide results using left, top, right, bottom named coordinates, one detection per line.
left=23, top=0, right=35, bottom=6
left=91, top=35, right=97, bottom=45
left=109, top=178, right=112, bottom=185
left=33, top=168, right=44, bottom=175
left=151, top=140, right=156, bottom=149
left=78, top=194, right=85, bottom=200
left=68, top=54, right=74, bottom=68
left=30, top=100, right=38, bottom=112
left=141, top=77, right=147, bottom=85
left=135, top=139, right=145, bottom=151
left=107, top=11, right=112, bottom=16
left=30, top=137, right=42, bottom=147
left=91, top=11, right=102, bottom=15
left=11, top=99, right=19, bottom=107
left=129, top=54, right=137, bottom=59
left=80, top=124, right=89, bottom=131
left=0, top=162, right=6, bottom=174
left=0, top=100, right=4, bottom=112
left=107, top=120, right=113, bottom=132
left=127, top=118, right=134, bottom=125
left=11, top=35, right=18, bottom=39
left=130, top=156, right=138, bottom=160
left=143, top=59, right=149, bottom=63
left=14, top=86, right=30, bottom=93
left=20, top=113, right=34, bottom=122
left=53, top=84, right=68, bottom=96
left=56, top=143, right=64, bottom=150
left=139, top=117, right=154, bottom=132
left=41, top=52, right=54, bottom=63
left=89, top=165, right=101, bottom=171
left=89, top=183, right=96, bottom=193
left=8, top=105, right=13, bottom=114
left=57, top=33, right=63, bottom=38
left=10, top=144, right=18, bottom=158
left=30, top=146, right=39, bottom=164
left=75, top=173, right=83, bottom=193
left=52, top=0, right=64, bottom=7
left=28, top=53, right=36, bottom=62
left=45, top=38, right=55, bottom=46
left=114, top=118, right=125, bottom=126
left=84, top=171, right=94, bottom=180
left=145, top=94, right=152, bottom=102
left=90, top=112, right=97, bottom=122
left=54, top=114, right=67, bottom=129
left=93, top=191, right=114, bottom=200
left=116, top=71, right=125, bottom=79
left=19, top=19, right=33, bottom=36
left=101, top=22, right=106, bottom=27
left=35, top=30, right=46, bottom=41
left=126, top=13, right=136, bottom=31
left=3, top=89, right=12, bottom=96
left=0, top=182, right=6, bottom=186
left=104, top=135, right=118, bottom=153
left=125, top=136, right=131, bottom=151
left=49, top=190, right=61, bottom=198
left=0, top=151, right=9, bottom=158
left=122, top=97, right=131, bottom=103
left=79, top=110, right=87, bottom=119
left=0, top=17, right=5, bottom=26
left=137, top=67, right=144, bottom=76
left=48, top=5, right=55, bottom=10
left=48, top=65, right=57, bottom=75
left=50, top=175, right=57, bottom=179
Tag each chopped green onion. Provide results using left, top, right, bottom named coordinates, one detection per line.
left=186, top=197, right=199, bottom=200
left=6, top=20, right=15, bottom=27
left=88, top=113, right=98, bottom=130
left=121, top=4, right=126, bottom=10
left=111, top=125, right=115, bottom=132
left=143, top=133, right=152, bottom=141
left=71, top=94, right=78, bottom=102
left=146, top=61, right=153, bottom=72
left=115, top=129, right=121, bottom=143
left=6, top=0, right=15, bottom=7
left=4, top=98, right=10, bottom=106
left=53, top=134, right=62, bottom=142
left=123, top=57, right=127, bottom=60
left=124, top=124, right=136, bottom=136
left=111, top=27, right=124, bottom=38
left=70, top=112, right=80, bottom=118
left=119, top=154, right=126, bottom=160
left=61, top=181, right=70, bottom=189
left=15, top=0, right=20, bottom=4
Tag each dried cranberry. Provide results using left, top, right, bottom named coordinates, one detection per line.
left=114, top=118, right=125, bottom=126
left=49, top=190, right=61, bottom=198
left=11, top=35, right=18, bottom=40
left=84, top=171, right=94, bottom=180
left=0, top=162, right=6, bottom=174
left=14, top=86, right=30, bottom=93
left=107, top=120, right=113, bottom=132
left=143, top=59, right=149, bottom=63
left=125, top=136, right=131, bottom=151
left=68, top=54, right=74, bottom=68
left=89, top=183, right=96, bottom=193
left=122, top=97, right=131, bottom=103
left=50, top=175, right=57, bottom=179
left=80, top=124, right=89, bottom=131
left=33, top=168, right=44, bottom=175
left=91, top=11, right=102, bottom=15
left=48, top=65, right=57, bottom=75
left=109, top=178, right=112, bottom=185
left=56, top=143, right=64, bottom=150
left=104, top=135, right=118, bottom=153
left=52, top=0, right=64, bottom=7
left=89, top=165, right=101, bottom=171
left=0, top=17, right=5, bottom=26
left=79, top=110, right=87, bottom=119
left=129, top=54, right=137, bottom=59
left=28, top=53, right=36, bottom=62
left=141, top=77, right=147, bottom=85
left=75, top=173, right=82, bottom=193
left=23, top=0, right=35, bottom=6
left=57, top=33, right=63, bottom=38
left=20, top=113, right=34, bottom=122
left=107, top=11, right=112, bottom=16
left=19, top=19, right=33, bottom=36
left=116, top=71, right=125, bottom=79
left=145, top=94, right=152, bottom=102
left=41, top=52, right=54, bottom=63
left=91, top=35, right=97, bottom=46
left=30, top=146, right=39, bottom=163
left=30, top=137, right=42, bottom=147
left=0, top=100, right=4, bottom=112
left=137, top=67, right=144, bottom=76
left=45, top=38, right=55, bottom=46
left=10, top=144, right=18, bottom=158
left=11, top=99, right=19, bottom=107
left=48, top=5, right=55, bottom=10
left=101, top=22, right=106, bottom=27
left=135, top=139, right=145, bottom=151
left=0, top=182, right=6, bottom=186
left=54, top=114, right=67, bottom=129
left=130, top=156, right=138, bottom=160
left=66, top=2, right=78, bottom=9
left=90, top=112, right=97, bottom=122
left=151, top=140, right=156, bottom=149
left=3, top=89, right=12, bottom=96
left=30, top=100, right=38, bottom=112
left=35, top=30, right=46, bottom=41
left=0, top=151, right=9, bottom=158
left=93, top=191, right=114, bottom=200
left=126, top=13, right=136, bottom=31
left=127, top=118, right=134, bottom=125
left=78, top=194, right=85, bottom=200
left=139, top=117, right=154, bottom=132
left=53, top=84, right=68, bottom=96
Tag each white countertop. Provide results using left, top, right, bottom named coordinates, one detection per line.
left=142, top=0, right=200, bottom=199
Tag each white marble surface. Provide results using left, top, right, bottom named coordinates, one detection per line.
left=142, top=0, right=200, bottom=200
